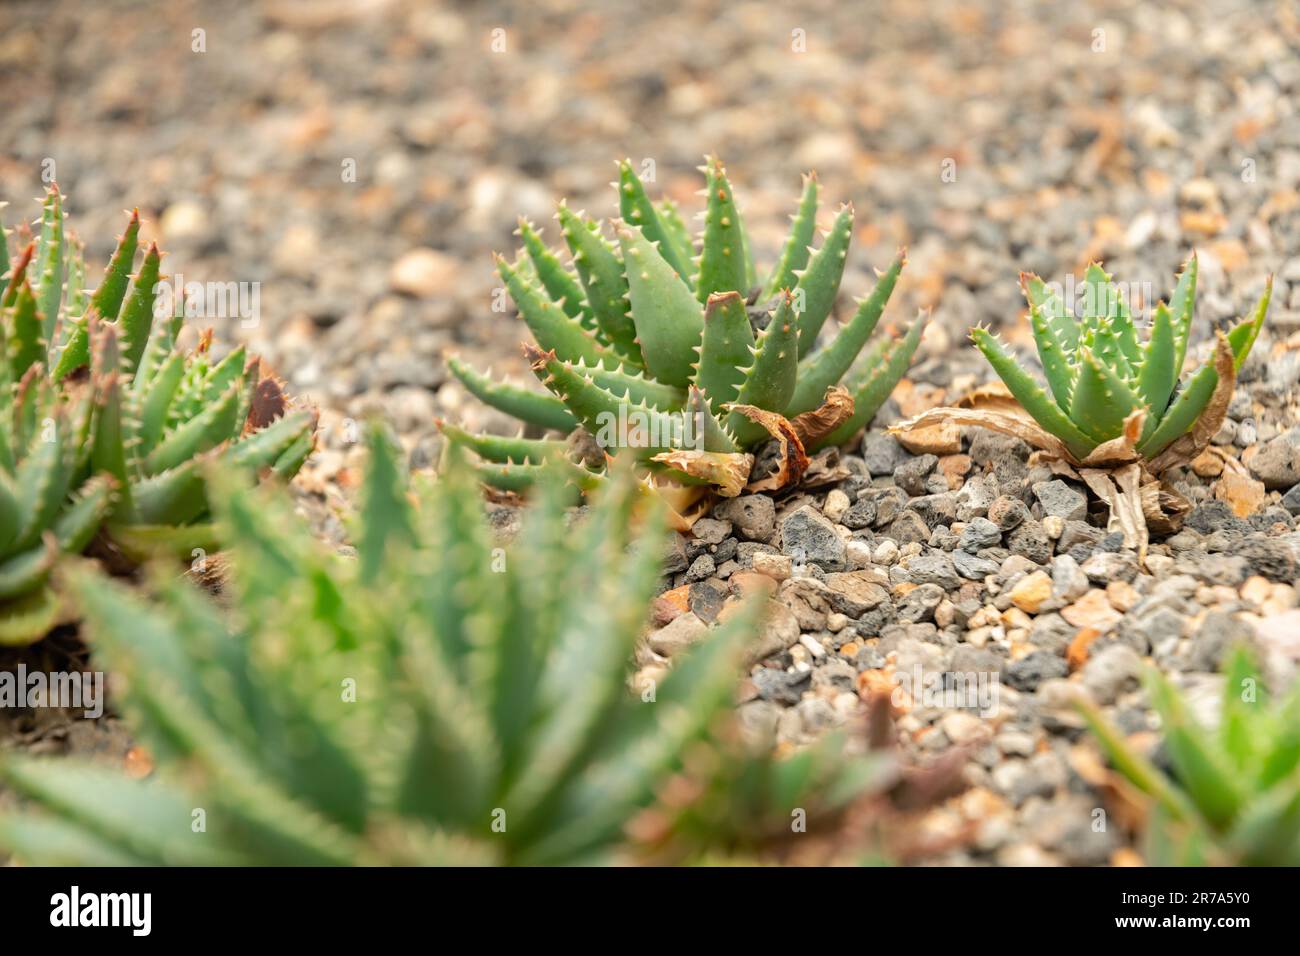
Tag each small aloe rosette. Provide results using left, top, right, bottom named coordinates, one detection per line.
left=0, top=188, right=316, bottom=645
left=442, top=157, right=925, bottom=505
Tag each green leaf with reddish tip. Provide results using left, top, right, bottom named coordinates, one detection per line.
left=1022, top=273, right=1078, bottom=355
left=1069, top=346, right=1143, bottom=443
left=616, top=223, right=703, bottom=389
left=725, top=292, right=799, bottom=445
left=1227, top=278, right=1271, bottom=371
left=1169, top=253, right=1198, bottom=377
left=793, top=204, right=853, bottom=358
left=655, top=198, right=696, bottom=282
left=135, top=351, right=186, bottom=457
left=90, top=209, right=140, bottom=323
left=33, top=188, right=64, bottom=343
left=696, top=158, right=750, bottom=301
left=517, top=219, right=593, bottom=329
left=788, top=251, right=904, bottom=416
left=695, top=291, right=755, bottom=414
left=555, top=204, right=642, bottom=366
left=438, top=421, right=566, bottom=465
left=50, top=321, right=88, bottom=382
left=446, top=356, right=577, bottom=432
left=971, top=327, right=1096, bottom=459
left=815, top=314, right=926, bottom=451
left=117, top=243, right=162, bottom=373
left=1136, top=302, right=1177, bottom=417
left=7, top=281, right=45, bottom=379
left=615, top=160, right=691, bottom=280
left=762, top=174, right=819, bottom=301
left=497, top=255, right=609, bottom=367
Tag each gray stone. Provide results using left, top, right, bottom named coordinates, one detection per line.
left=910, top=493, right=958, bottom=528
left=954, top=549, right=1000, bottom=579
left=691, top=517, right=731, bottom=545
left=1049, top=554, right=1090, bottom=603
left=904, top=552, right=961, bottom=590
left=715, top=494, right=777, bottom=541
left=960, top=516, right=1002, bottom=552
left=988, top=495, right=1030, bottom=531
left=823, top=571, right=890, bottom=617
left=1081, top=643, right=1143, bottom=704
left=780, top=506, right=847, bottom=571
left=1186, top=611, right=1255, bottom=673
left=1247, top=431, right=1300, bottom=489
left=1032, top=479, right=1088, bottom=521
left=1057, top=520, right=1104, bottom=554
left=895, top=454, right=938, bottom=496
left=1081, top=550, right=1139, bottom=584
left=842, top=497, right=877, bottom=530
left=897, top=583, right=945, bottom=623
left=1005, top=519, right=1052, bottom=564
left=886, top=510, right=931, bottom=545
left=1003, top=651, right=1069, bottom=691
left=648, top=612, right=707, bottom=656
left=685, top=553, right=716, bottom=582
left=751, top=667, right=810, bottom=705
left=861, top=432, right=912, bottom=476
left=956, top=475, right=997, bottom=520
left=1282, top=482, right=1300, bottom=516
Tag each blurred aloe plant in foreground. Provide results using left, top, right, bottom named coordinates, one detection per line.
left=445, top=157, right=924, bottom=498
left=1079, top=647, right=1300, bottom=865
left=971, top=257, right=1271, bottom=464
left=0, top=188, right=315, bottom=645
left=0, top=426, right=871, bottom=865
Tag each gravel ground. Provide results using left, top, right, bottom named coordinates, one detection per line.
left=2, top=0, right=1300, bottom=864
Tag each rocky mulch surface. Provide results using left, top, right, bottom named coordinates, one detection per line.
left=3, top=0, right=1300, bottom=863
left=633, top=340, right=1300, bottom=863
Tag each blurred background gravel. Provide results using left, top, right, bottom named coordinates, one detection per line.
left=1, top=0, right=1297, bottom=478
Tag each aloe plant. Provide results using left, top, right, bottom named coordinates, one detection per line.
left=1079, top=647, right=1300, bottom=866
left=445, top=158, right=925, bottom=493
left=0, top=188, right=316, bottom=645
left=0, top=426, right=790, bottom=865
left=973, top=257, right=1271, bottom=462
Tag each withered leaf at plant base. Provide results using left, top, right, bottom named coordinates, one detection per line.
left=725, top=403, right=808, bottom=492
left=789, top=385, right=854, bottom=447
left=1080, top=464, right=1149, bottom=561
left=891, top=405, right=1071, bottom=460
left=1145, top=333, right=1236, bottom=474
left=651, top=449, right=754, bottom=498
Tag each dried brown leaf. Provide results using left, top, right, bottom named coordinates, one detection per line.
left=651, top=449, right=754, bottom=497
left=789, top=385, right=854, bottom=447
left=726, top=403, right=809, bottom=492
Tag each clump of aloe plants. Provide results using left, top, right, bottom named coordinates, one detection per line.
left=0, top=427, right=806, bottom=865
left=972, top=256, right=1271, bottom=464
left=0, top=188, right=315, bottom=645
left=445, top=157, right=924, bottom=496
left=1079, top=647, right=1300, bottom=866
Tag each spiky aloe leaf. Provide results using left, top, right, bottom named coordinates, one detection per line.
left=1227, top=278, right=1272, bottom=371
left=1081, top=263, right=1139, bottom=365
left=6, top=280, right=44, bottom=379
left=762, top=172, right=819, bottom=301
left=447, top=356, right=577, bottom=432
left=1022, top=273, right=1079, bottom=354
left=655, top=197, right=697, bottom=282
left=33, top=185, right=64, bottom=342
left=725, top=291, right=800, bottom=445
left=117, top=242, right=162, bottom=372
left=517, top=218, right=593, bottom=329
left=496, top=254, right=609, bottom=367
left=89, top=208, right=140, bottom=322
left=970, top=327, right=1096, bottom=459
left=1135, top=302, right=1177, bottom=417
left=695, top=291, right=755, bottom=414
left=1137, top=335, right=1229, bottom=459
left=615, top=159, right=691, bottom=279
left=1021, top=274, right=1077, bottom=410
left=793, top=204, right=853, bottom=358
left=437, top=420, right=567, bottom=465
left=696, top=157, right=750, bottom=301
left=556, top=203, right=642, bottom=365
left=1069, top=346, right=1146, bottom=443
left=815, top=313, right=927, bottom=451
left=787, top=250, right=904, bottom=416
left=1169, top=253, right=1198, bottom=376
left=617, top=223, right=703, bottom=389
